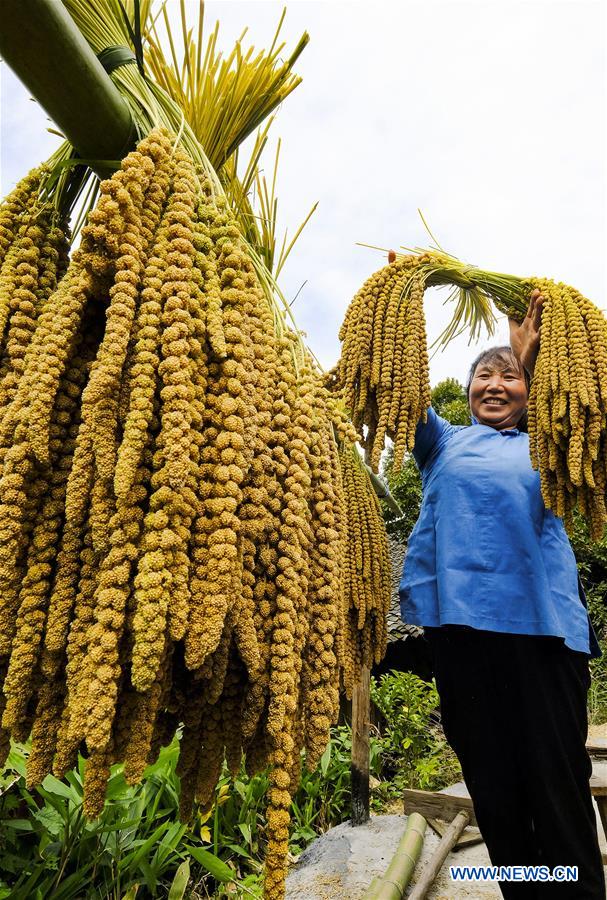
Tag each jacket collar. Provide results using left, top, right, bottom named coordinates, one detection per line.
left=470, top=414, right=519, bottom=435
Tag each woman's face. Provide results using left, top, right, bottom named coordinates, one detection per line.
left=468, top=360, right=529, bottom=430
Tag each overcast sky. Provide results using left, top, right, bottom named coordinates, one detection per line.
left=1, top=0, right=605, bottom=387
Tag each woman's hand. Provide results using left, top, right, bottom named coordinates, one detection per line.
left=509, top=289, right=544, bottom=378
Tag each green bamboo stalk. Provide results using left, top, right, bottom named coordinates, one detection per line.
left=0, top=0, right=135, bottom=174
left=408, top=809, right=470, bottom=899
left=364, top=465, right=403, bottom=517
left=363, top=812, right=427, bottom=900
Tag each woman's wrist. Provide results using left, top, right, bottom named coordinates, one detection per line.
left=509, top=346, right=535, bottom=379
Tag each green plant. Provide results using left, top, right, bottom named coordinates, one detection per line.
left=289, top=725, right=382, bottom=851
left=587, top=584, right=607, bottom=726
left=0, top=725, right=376, bottom=899
left=201, top=768, right=269, bottom=878
left=370, top=670, right=461, bottom=804
left=292, top=728, right=353, bottom=850
left=0, top=741, right=261, bottom=900
left=568, top=509, right=607, bottom=725
left=0, top=743, right=182, bottom=898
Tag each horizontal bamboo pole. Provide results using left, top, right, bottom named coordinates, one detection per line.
left=0, top=0, right=135, bottom=173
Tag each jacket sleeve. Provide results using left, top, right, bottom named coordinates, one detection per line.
left=412, top=407, right=454, bottom=470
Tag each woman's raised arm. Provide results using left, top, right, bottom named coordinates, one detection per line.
left=411, top=406, right=455, bottom=470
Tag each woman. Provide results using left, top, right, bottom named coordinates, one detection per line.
left=399, top=291, right=606, bottom=898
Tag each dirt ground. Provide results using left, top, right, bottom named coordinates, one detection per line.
left=286, top=811, right=607, bottom=899
left=286, top=814, right=501, bottom=899
left=286, top=735, right=607, bottom=899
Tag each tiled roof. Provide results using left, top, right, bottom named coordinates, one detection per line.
left=387, top=534, right=423, bottom=643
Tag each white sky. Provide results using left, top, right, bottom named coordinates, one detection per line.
left=1, top=0, right=605, bottom=387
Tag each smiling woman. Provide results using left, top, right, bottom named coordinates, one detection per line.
left=467, top=351, right=529, bottom=431
left=398, top=297, right=606, bottom=898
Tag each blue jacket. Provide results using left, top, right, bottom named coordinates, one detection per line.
left=399, top=408, right=602, bottom=658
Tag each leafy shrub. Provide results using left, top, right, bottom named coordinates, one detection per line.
left=570, top=510, right=607, bottom=725
left=370, top=670, right=461, bottom=804
left=0, top=725, right=380, bottom=898
left=586, top=583, right=607, bottom=726
left=0, top=740, right=257, bottom=899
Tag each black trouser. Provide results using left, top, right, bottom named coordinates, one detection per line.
left=424, top=625, right=606, bottom=899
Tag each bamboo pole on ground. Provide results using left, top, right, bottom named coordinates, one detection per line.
left=363, top=812, right=427, bottom=899
left=407, top=809, right=470, bottom=899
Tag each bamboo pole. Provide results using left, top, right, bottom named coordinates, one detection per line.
left=365, top=465, right=402, bottom=517
left=407, top=809, right=470, bottom=899
left=351, top=664, right=370, bottom=826
left=0, top=0, right=135, bottom=173
left=363, top=812, right=427, bottom=900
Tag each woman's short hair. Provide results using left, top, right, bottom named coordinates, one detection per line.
left=465, top=346, right=530, bottom=431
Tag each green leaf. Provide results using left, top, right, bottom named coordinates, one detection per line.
left=47, top=869, right=93, bottom=900
left=153, top=821, right=186, bottom=867
left=9, top=867, right=54, bottom=895
left=2, top=818, right=35, bottom=831
left=225, top=842, right=254, bottom=861
left=320, top=741, right=331, bottom=776
left=6, top=745, right=27, bottom=777
left=121, top=888, right=139, bottom=900
left=233, top=780, right=247, bottom=800
left=41, top=840, right=62, bottom=860
left=168, top=859, right=190, bottom=900
left=97, top=817, right=142, bottom=833
left=119, top=822, right=170, bottom=870
left=184, top=845, right=233, bottom=883
left=33, top=805, right=65, bottom=836
left=64, top=770, right=83, bottom=795
left=104, top=772, right=131, bottom=801
left=141, top=746, right=178, bottom=779
left=138, top=860, right=157, bottom=893
left=41, top=774, right=78, bottom=799
left=238, top=822, right=252, bottom=845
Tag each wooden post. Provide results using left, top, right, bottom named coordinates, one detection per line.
left=351, top=664, right=370, bottom=826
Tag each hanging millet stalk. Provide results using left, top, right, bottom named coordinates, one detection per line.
left=0, top=127, right=392, bottom=900
left=334, top=250, right=607, bottom=541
